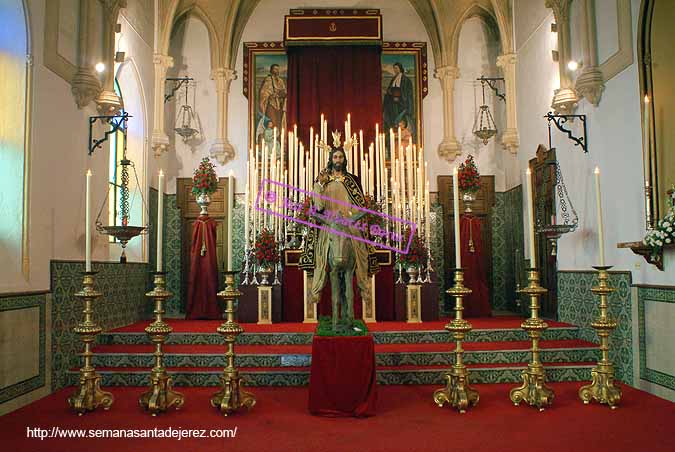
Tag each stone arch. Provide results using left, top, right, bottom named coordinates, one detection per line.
left=174, top=3, right=222, bottom=70
left=450, top=3, right=502, bottom=68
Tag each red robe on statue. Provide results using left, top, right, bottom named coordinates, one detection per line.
left=460, top=214, right=492, bottom=317
left=186, top=215, right=221, bottom=319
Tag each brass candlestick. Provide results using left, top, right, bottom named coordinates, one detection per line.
left=510, top=268, right=554, bottom=410
left=139, top=272, right=184, bottom=415
left=579, top=266, right=622, bottom=408
left=68, top=271, right=114, bottom=415
left=211, top=271, right=256, bottom=416
left=434, top=268, right=479, bottom=413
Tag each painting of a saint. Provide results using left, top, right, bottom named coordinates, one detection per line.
left=253, top=55, right=287, bottom=151
left=382, top=56, right=417, bottom=148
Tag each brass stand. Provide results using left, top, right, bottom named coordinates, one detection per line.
left=139, top=272, right=184, bottom=415
left=510, top=269, right=554, bottom=410
left=434, top=268, right=479, bottom=413
left=68, top=272, right=114, bottom=415
left=211, top=271, right=256, bottom=416
left=579, top=266, right=622, bottom=408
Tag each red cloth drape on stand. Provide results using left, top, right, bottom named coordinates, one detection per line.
left=460, top=214, right=492, bottom=317
left=185, top=215, right=220, bottom=320
left=286, top=45, right=382, bottom=148
left=309, top=335, right=377, bottom=417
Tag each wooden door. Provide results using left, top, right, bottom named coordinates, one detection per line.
left=176, top=178, right=233, bottom=304
left=529, top=145, right=558, bottom=319
left=438, top=175, right=495, bottom=314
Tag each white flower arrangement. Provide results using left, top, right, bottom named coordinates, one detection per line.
left=643, top=186, right=675, bottom=255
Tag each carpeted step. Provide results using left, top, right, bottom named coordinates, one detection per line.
left=68, top=361, right=595, bottom=386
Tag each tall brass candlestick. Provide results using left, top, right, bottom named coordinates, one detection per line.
left=211, top=271, right=256, bottom=416
left=68, top=271, right=114, bottom=415
left=509, top=268, right=554, bottom=410
left=579, top=266, right=622, bottom=408
left=139, top=272, right=184, bottom=415
left=434, top=268, right=479, bottom=413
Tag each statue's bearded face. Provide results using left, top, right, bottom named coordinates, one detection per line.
left=332, top=150, right=345, bottom=171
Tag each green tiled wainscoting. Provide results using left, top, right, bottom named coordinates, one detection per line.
left=149, top=189, right=182, bottom=317
left=429, top=202, right=445, bottom=316
left=637, top=286, right=675, bottom=390
left=0, top=292, right=47, bottom=403
left=50, top=261, right=149, bottom=390
left=558, top=270, right=633, bottom=383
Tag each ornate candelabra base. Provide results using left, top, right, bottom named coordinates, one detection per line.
left=579, top=266, right=621, bottom=409
left=434, top=269, right=479, bottom=413
left=139, top=273, right=184, bottom=415
left=68, top=271, right=113, bottom=415
left=211, top=271, right=256, bottom=416
left=509, top=269, right=554, bottom=411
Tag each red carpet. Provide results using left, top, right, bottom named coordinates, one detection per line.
left=110, top=317, right=573, bottom=333
left=3, top=383, right=673, bottom=452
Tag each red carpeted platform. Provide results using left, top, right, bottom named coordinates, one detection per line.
left=109, top=316, right=574, bottom=333
left=3, top=384, right=673, bottom=452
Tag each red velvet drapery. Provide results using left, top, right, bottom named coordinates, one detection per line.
left=185, top=215, right=221, bottom=320
left=286, top=45, right=382, bottom=149
left=460, top=215, right=492, bottom=317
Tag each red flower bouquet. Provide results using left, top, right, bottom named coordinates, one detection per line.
left=191, top=157, right=218, bottom=196
left=254, top=228, right=279, bottom=267
left=458, top=154, right=480, bottom=193
left=398, top=227, right=428, bottom=267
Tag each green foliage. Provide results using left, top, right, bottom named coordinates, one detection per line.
left=315, top=316, right=368, bottom=336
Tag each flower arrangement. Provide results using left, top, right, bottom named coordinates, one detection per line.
left=362, top=194, right=385, bottom=232
left=296, top=196, right=313, bottom=223
left=458, top=154, right=480, bottom=193
left=643, top=186, right=675, bottom=256
left=191, top=157, right=218, bottom=196
left=398, top=227, right=428, bottom=267
left=255, top=228, right=279, bottom=268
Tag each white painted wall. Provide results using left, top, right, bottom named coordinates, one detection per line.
left=514, top=0, right=675, bottom=400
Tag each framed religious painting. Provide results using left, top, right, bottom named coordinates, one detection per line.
left=381, top=42, right=428, bottom=157
left=243, top=42, right=288, bottom=153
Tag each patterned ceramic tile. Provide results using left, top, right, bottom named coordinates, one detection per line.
left=0, top=293, right=47, bottom=403
left=558, top=271, right=633, bottom=383
left=50, top=261, right=149, bottom=390
left=429, top=203, right=445, bottom=315
left=637, top=286, right=675, bottom=390
left=491, top=192, right=507, bottom=310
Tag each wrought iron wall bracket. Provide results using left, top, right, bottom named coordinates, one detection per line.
left=477, top=76, right=506, bottom=102
left=88, top=112, right=131, bottom=155
left=545, top=112, right=588, bottom=153
left=164, top=77, right=194, bottom=103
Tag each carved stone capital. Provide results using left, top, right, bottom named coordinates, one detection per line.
left=437, top=138, right=462, bottom=163
left=211, top=68, right=237, bottom=93
left=153, top=53, right=174, bottom=70
left=95, top=89, right=123, bottom=115
left=501, top=128, right=520, bottom=154
left=152, top=131, right=170, bottom=156
left=497, top=53, right=517, bottom=68
left=210, top=139, right=235, bottom=165
left=551, top=87, right=579, bottom=114
left=434, top=65, right=460, bottom=81
left=575, top=65, right=605, bottom=106
left=71, top=66, right=102, bottom=109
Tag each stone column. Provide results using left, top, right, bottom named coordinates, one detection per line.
left=151, top=54, right=174, bottom=156
left=575, top=0, right=605, bottom=106
left=435, top=66, right=461, bottom=162
left=210, top=68, right=237, bottom=165
left=95, top=0, right=126, bottom=114
left=497, top=53, right=519, bottom=154
left=546, top=0, right=579, bottom=114
left=71, top=0, right=101, bottom=108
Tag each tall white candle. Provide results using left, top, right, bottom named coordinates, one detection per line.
left=86, top=169, right=92, bottom=272
left=368, top=142, right=374, bottom=194
left=526, top=168, right=536, bottom=268
left=453, top=167, right=461, bottom=268
left=227, top=171, right=234, bottom=271
left=157, top=169, right=164, bottom=272
left=594, top=167, right=606, bottom=266
left=425, top=180, right=430, bottom=244
left=244, top=180, right=249, bottom=248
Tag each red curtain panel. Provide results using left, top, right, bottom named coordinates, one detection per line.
left=460, top=214, right=492, bottom=317
left=185, top=215, right=221, bottom=319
